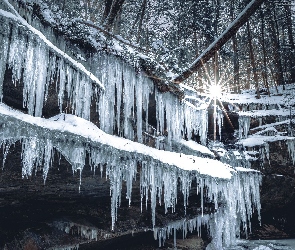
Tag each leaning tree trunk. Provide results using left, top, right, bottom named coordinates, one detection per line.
left=172, top=0, right=266, bottom=84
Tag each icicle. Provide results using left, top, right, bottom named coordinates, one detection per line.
left=287, top=138, right=295, bottom=165
left=42, top=139, right=53, bottom=182
left=154, top=214, right=210, bottom=248
left=143, top=78, right=153, bottom=133
left=155, top=90, right=165, bottom=144
left=264, top=142, right=270, bottom=164
left=21, top=137, right=41, bottom=178
left=8, top=25, right=26, bottom=84
left=0, top=22, right=10, bottom=101
left=58, top=58, right=66, bottom=111
left=238, top=115, right=250, bottom=139
left=136, top=75, right=143, bottom=143
left=47, top=52, right=57, bottom=93
left=72, top=73, right=92, bottom=120
left=217, top=108, right=224, bottom=141
left=1, top=139, right=14, bottom=169
left=34, top=42, right=49, bottom=117
left=8, top=27, right=48, bottom=117
left=115, top=59, right=123, bottom=135
left=123, top=63, right=135, bottom=140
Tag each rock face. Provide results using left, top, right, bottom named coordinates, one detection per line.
left=251, top=140, right=295, bottom=239
left=225, top=98, right=295, bottom=240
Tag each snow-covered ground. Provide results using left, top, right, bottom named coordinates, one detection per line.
left=221, top=84, right=295, bottom=106
left=225, top=239, right=295, bottom=250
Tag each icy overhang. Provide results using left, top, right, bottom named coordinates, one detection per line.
left=0, top=104, right=262, bottom=246
left=0, top=6, right=104, bottom=90
left=0, top=104, right=232, bottom=179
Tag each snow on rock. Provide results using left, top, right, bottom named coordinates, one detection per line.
left=239, top=135, right=295, bottom=167
left=238, top=109, right=290, bottom=118
left=0, top=103, right=261, bottom=247
left=237, top=109, right=290, bottom=140
left=252, top=246, right=272, bottom=250
left=239, top=135, right=290, bottom=148
left=178, top=139, right=215, bottom=157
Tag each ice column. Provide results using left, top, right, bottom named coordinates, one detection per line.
left=155, top=89, right=208, bottom=147
left=287, top=138, right=295, bottom=165
left=0, top=19, right=10, bottom=101
left=238, top=115, right=250, bottom=139
left=94, top=54, right=153, bottom=140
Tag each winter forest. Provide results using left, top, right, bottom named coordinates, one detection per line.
left=0, top=0, right=294, bottom=249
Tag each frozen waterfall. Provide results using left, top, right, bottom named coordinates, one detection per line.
left=0, top=104, right=261, bottom=249
left=0, top=2, right=263, bottom=249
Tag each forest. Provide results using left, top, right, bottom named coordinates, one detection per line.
left=0, top=0, right=294, bottom=250
left=41, top=0, right=295, bottom=94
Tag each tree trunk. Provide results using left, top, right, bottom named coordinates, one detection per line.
left=284, top=3, right=295, bottom=83
left=260, top=7, right=270, bottom=96
left=230, top=0, right=240, bottom=93
left=265, top=3, right=284, bottom=89
left=232, top=34, right=240, bottom=93
left=247, top=21, right=260, bottom=98
left=136, top=0, right=147, bottom=43
left=103, top=0, right=125, bottom=31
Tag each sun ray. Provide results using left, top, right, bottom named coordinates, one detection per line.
left=217, top=99, right=234, bottom=129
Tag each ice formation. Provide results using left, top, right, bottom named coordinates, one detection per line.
left=217, top=108, right=224, bottom=140
left=93, top=52, right=208, bottom=146
left=154, top=168, right=261, bottom=249
left=53, top=221, right=98, bottom=241
left=0, top=104, right=261, bottom=249
left=49, top=245, right=79, bottom=250
left=0, top=6, right=208, bottom=146
left=0, top=7, right=103, bottom=118
left=154, top=214, right=210, bottom=247
left=287, top=138, right=295, bottom=165
left=156, top=93, right=208, bottom=147
left=0, top=2, right=263, bottom=249
left=238, top=115, right=251, bottom=139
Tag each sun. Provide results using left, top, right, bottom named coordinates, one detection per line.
left=209, top=83, right=222, bottom=98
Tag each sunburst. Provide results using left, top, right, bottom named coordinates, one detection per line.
left=193, top=62, right=239, bottom=142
